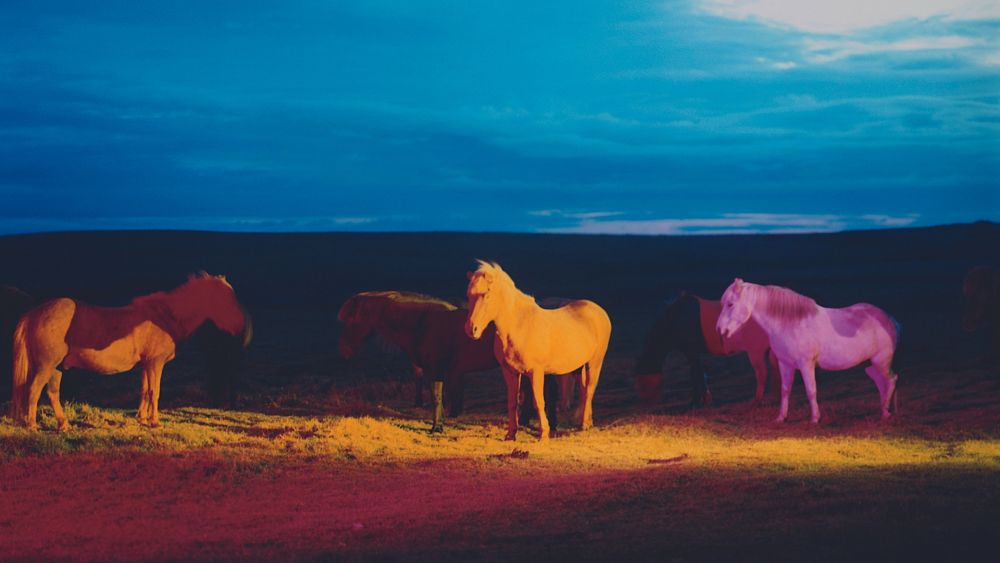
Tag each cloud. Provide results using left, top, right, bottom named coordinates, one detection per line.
left=542, top=213, right=921, bottom=235
left=803, top=35, right=978, bottom=63
left=699, top=1, right=1000, bottom=35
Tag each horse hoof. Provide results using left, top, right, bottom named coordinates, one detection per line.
left=26, top=424, right=39, bottom=433
left=504, top=432, right=517, bottom=441
left=57, top=421, right=70, bottom=433
left=810, top=418, right=820, bottom=425
left=149, top=421, right=161, bottom=429
left=773, top=417, right=786, bottom=424
left=430, top=425, right=444, bottom=434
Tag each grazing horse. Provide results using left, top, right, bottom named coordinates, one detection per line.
left=11, top=273, right=249, bottom=431
left=962, top=266, right=1000, bottom=358
left=717, top=279, right=900, bottom=424
left=338, top=291, right=499, bottom=432
left=634, top=292, right=777, bottom=407
left=1, top=286, right=35, bottom=404
left=465, top=261, right=611, bottom=442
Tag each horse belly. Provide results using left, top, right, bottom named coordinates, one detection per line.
left=63, top=338, right=140, bottom=374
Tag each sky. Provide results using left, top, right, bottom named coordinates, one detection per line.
left=1, top=0, right=997, bottom=235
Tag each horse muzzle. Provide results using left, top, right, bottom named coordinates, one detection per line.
left=465, top=320, right=482, bottom=340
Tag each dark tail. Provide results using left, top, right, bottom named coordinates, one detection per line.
left=890, top=316, right=903, bottom=415
left=10, top=317, right=29, bottom=421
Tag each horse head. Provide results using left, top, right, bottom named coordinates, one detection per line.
left=337, top=295, right=379, bottom=359
left=465, top=260, right=504, bottom=340
left=962, top=266, right=998, bottom=333
left=180, top=272, right=248, bottom=338
left=717, top=278, right=755, bottom=339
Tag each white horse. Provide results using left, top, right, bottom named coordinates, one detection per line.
left=716, top=279, right=900, bottom=424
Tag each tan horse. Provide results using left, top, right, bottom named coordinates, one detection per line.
left=11, top=273, right=248, bottom=431
left=465, top=261, right=611, bottom=441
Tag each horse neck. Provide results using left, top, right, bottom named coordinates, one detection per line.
left=745, top=289, right=783, bottom=339
left=491, top=283, right=536, bottom=344
left=133, top=293, right=200, bottom=342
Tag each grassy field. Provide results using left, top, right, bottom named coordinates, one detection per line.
left=1, top=224, right=998, bottom=561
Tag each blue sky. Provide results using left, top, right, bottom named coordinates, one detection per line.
left=1, top=0, right=997, bottom=235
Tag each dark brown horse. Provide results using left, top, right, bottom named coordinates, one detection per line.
left=338, top=291, right=497, bottom=432
left=11, top=273, right=249, bottom=430
left=635, top=292, right=778, bottom=408
left=963, top=266, right=1000, bottom=359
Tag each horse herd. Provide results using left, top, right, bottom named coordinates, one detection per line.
left=3, top=264, right=998, bottom=441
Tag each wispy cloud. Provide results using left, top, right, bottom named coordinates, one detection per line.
left=541, top=213, right=921, bottom=235
left=803, top=36, right=979, bottom=64
left=699, top=1, right=1000, bottom=35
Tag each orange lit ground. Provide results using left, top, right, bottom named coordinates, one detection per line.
left=2, top=355, right=998, bottom=562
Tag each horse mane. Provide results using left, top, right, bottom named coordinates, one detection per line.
left=757, top=284, right=818, bottom=322
left=356, top=291, right=458, bottom=310
left=472, top=260, right=535, bottom=300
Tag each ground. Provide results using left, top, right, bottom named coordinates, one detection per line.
left=0, top=225, right=998, bottom=561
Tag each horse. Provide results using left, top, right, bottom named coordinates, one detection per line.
left=717, top=278, right=900, bottom=424
left=634, top=292, right=778, bottom=408
left=338, top=291, right=498, bottom=433
left=191, top=305, right=253, bottom=409
left=465, top=260, right=611, bottom=442
left=1, top=286, right=35, bottom=404
left=962, top=266, right=1000, bottom=358
left=11, top=273, right=249, bottom=431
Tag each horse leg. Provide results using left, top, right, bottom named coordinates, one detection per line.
left=748, top=350, right=768, bottom=406
left=502, top=366, right=520, bottom=441
left=545, top=375, right=559, bottom=436
left=25, top=370, right=51, bottom=431
left=519, top=377, right=534, bottom=427
left=147, top=361, right=165, bottom=428
left=683, top=349, right=710, bottom=408
left=446, top=373, right=465, bottom=418
left=45, top=369, right=69, bottom=432
left=431, top=377, right=445, bottom=433
left=580, top=353, right=605, bottom=431
left=137, top=369, right=151, bottom=425
left=775, top=360, right=796, bottom=423
left=865, top=354, right=896, bottom=420
left=528, top=370, right=551, bottom=441
left=800, top=362, right=820, bottom=424
left=412, top=365, right=424, bottom=407
left=558, top=372, right=574, bottom=413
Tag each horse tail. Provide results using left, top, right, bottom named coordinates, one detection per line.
left=889, top=315, right=903, bottom=414
left=10, top=316, right=29, bottom=421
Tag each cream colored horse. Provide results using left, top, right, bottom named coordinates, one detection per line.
left=11, top=273, right=248, bottom=431
left=717, top=278, right=900, bottom=424
left=465, top=261, right=611, bottom=441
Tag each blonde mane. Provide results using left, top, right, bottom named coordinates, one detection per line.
left=357, top=290, right=458, bottom=310
left=472, top=260, right=534, bottom=301
left=756, top=284, right=818, bottom=322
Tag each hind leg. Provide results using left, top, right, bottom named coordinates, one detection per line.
left=137, top=369, right=152, bottom=425
left=775, top=360, right=796, bottom=423
left=800, top=362, right=820, bottom=424
left=46, top=369, right=69, bottom=432
left=865, top=354, right=896, bottom=419
left=412, top=365, right=425, bottom=407
left=580, top=355, right=605, bottom=431
left=25, top=370, right=52, bottom=431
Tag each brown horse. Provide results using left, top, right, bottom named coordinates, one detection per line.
left=963, top=266, right=1000, bottom=358
left=338, top=291, right=498, bottom=432
left=11, top=273, right=249, bottom=431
